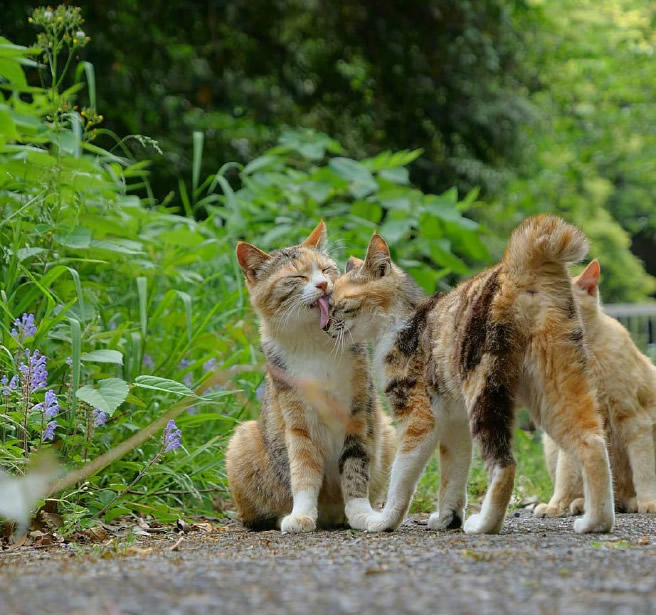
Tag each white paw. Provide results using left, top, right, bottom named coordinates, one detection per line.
left=569, top=498, right=585, bottom=516
left=573, top=512, right=614, bottom=534
left=533, top=503, right=568, bottom=518
left=364, top=511, right=400, bottom=532
left=463, top=512, right=503, bottom=535
left=637, top=500, right=656, bottom=514
left=281, top=514, right=316, bottom=534
left=428, top=509, right=463, bottom=531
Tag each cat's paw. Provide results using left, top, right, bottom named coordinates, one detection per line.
left=363, top=512, right=399, bottom=532
left=622, top=497, right=638, bottom=513
left=280, top=514, right=316, bottom=534
left=573, top=511, right=614, bottom=534
left=463, top=512, right=503, bottom=535
left=534, top=503, right=568, bottom=518
left=428, top=509, right=463, bottom=531
left=637, top=500, right=656, bottom=514
left=569, top=498, right=585, bottom=515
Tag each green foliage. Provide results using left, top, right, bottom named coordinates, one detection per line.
left=476, top=0, right=656, bottom=302
left=3, top=0, right=532, bottom=199
left=0, top=14, right=485, bottom=529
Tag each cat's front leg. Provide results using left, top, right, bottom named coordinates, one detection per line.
left=280, top=423, right=324, bottom=534
left=625, top=423, right=656, bottom=513
left=534, top=448, right=582, bottom=518
left=365, top=393, right=440, bottom=532
left=340, top=433, right=377, bottom=530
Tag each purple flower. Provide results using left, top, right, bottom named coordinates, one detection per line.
left=66, top=356, right=73, bottom=367
left=43, top=389, right=59, bottom=419
left=8, top=375, right=18, bottom=391
left=11, top=313, right=37, bottom=340
left=178, top=359, right=192, bottom=369
left=203, top=358, right=217, bottom=372
left=93, top=408, right=107, bottom=427
left=43, top=420, right=57, bottom=441
left=183, top=372, right=193, bottom=388
left=256, top=382, right=265, bottom=401
left=142, top=354, right=154, bottom=370
left=18, top=349, right=48, bottom=393
left=163, top=419, right=182, bottom=453
left=1, top=375, right=9, bottom=397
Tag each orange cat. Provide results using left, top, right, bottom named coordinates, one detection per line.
left=537, top=259, right=656, bottom=517
left=326, top=215, right=614, bottom=534
left=226, top=222, right=395, bottom=532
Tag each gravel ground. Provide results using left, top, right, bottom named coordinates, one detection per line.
left=1, top=511, right=655, bottom=615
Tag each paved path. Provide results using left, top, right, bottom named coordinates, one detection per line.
left=1, top=511, right=655, bottom=615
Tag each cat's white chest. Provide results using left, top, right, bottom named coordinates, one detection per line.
left=284, top=351, right=354, bottom=412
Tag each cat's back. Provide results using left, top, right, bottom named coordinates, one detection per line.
left=589, top=310, right=656, bottom=417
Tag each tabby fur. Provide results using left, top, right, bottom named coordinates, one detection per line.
left=226, top=222, right=395, bottom=532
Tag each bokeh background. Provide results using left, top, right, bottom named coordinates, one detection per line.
left=0, top=0, right=654, bottom=527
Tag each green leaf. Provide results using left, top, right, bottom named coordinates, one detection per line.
left=380, top=218, right=415, bottom=243
left=379, top=167, right=409, bottom=185
left=75, top=378, right=129, bottom=416
left=133, top=375, right=195, bottom=398
left=429, top=240, right=469, bottom=274
left=54, top=226, right=92, bottom=249
left=329, top=157, right=374, bottom=184
left=80, top=350, right=124, bottom=365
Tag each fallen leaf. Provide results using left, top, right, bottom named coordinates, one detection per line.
left=177, top=518, right=191, bottom=533
left=192, top=522, right=213, bottom=533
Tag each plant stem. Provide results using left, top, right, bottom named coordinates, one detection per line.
left=94, top=451, right=162, bottom=520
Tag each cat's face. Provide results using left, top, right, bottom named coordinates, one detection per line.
left=572, top=259, right=601, bottom=325
left=326, top=234, right=402, bottom=342
left=236, top=221, right=339, bottom=332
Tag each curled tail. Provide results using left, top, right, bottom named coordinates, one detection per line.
left=503, top=214, right=588, bottom=273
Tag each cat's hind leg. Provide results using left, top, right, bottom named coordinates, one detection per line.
left=540, top=386, right=614, bottom=533
left=226, top=420, right=293, bottom=530
left=462, top=372, right=516, bottom=535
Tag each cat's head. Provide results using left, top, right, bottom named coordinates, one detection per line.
left=326, top=233, right=421, bottom=342
left=572, top=259, right=601, bottom=323
left=236, top=221, right=339, bottom=334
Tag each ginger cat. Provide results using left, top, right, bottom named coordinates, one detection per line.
left=537, top=259, right=656, bottom=517
left=325, top=215, right=614, bottom=534
left=226, top=221, right=395, bottom=533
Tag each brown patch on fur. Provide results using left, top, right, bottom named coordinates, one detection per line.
left=328, top=214, right=614, bottom=533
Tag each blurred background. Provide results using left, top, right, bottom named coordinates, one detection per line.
left=1, top=0, right=655, bottom=525
left=4, top=0, right=656, bottom=301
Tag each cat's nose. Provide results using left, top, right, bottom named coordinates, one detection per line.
left=315, top=280, right=328, bottom=292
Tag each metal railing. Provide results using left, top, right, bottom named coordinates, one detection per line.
left=604, top=303, right=656, bottom=352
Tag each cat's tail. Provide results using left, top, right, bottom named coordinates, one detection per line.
left=503, top=214, right=588, bottom=274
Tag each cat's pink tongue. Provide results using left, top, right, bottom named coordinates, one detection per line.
left=318, top=295, right=330, bottom=329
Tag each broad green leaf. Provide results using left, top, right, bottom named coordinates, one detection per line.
left=133, top=375, right=195, bottom=398
left=329, top=157, right=374, bottom=184
left=54, top=226, right=92, bottom=249
left=75, top=378, right=129, bottom=416
left=80, top=350, right=124, bottom=365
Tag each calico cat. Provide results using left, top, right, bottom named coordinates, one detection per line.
left=325, top=215, right=614, bottom=534
left=226, top=221, right=396, bottom=533
left=537, top=259, right=656, bottom=517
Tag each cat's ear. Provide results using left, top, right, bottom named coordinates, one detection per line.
left=236, top=242, right=271, bottom=283
left=346, top=256, right=364, bottom=273
left=363, top=233, right=391, bottom=278
left=574, top=258, right=600, bottom=296
left=302, top=220, right=327, bottom=250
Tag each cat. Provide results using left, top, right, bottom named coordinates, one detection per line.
left=226, top=221, right=396, bottom=533
left=325, top=214, right=615, bottom=534
left=536, top=259, right=656, bottom=517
